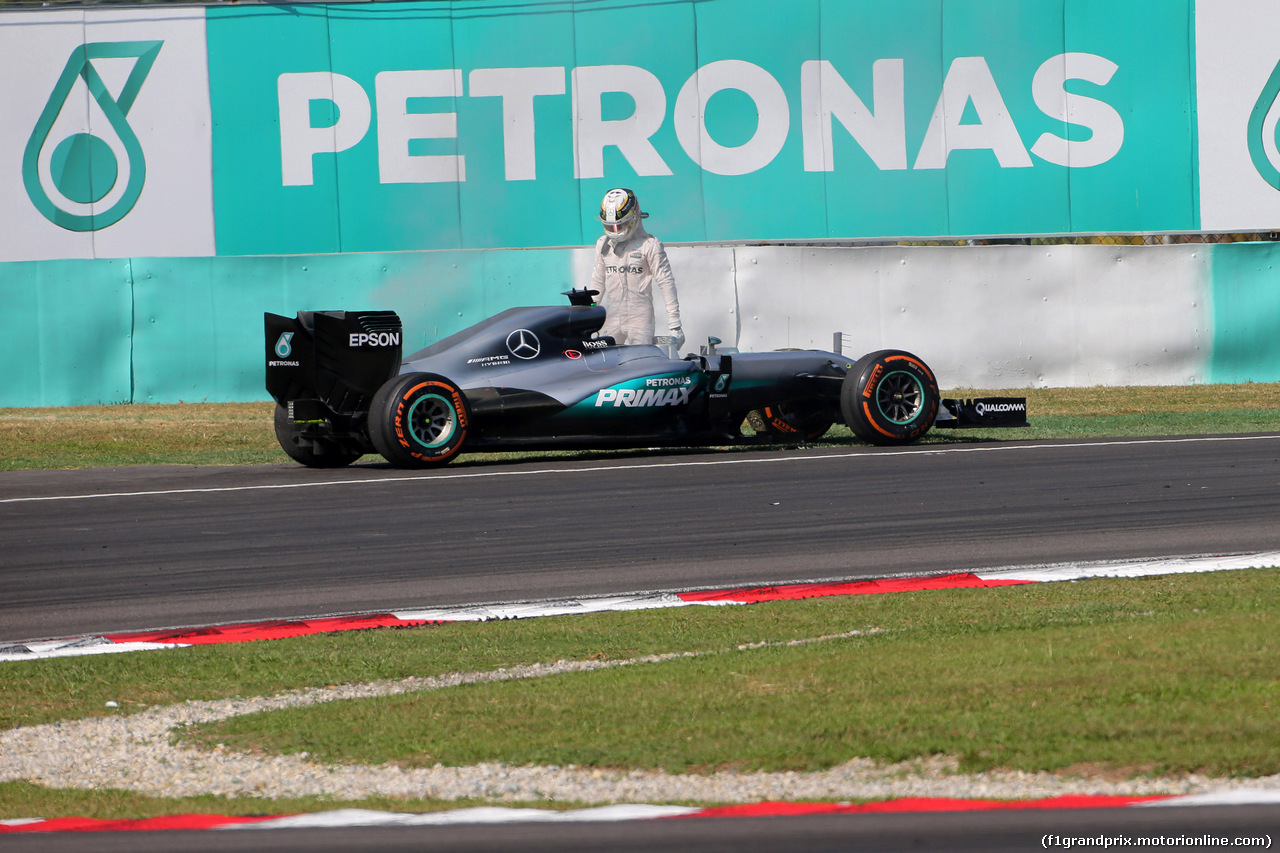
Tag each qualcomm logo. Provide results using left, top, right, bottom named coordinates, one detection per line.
left=23, top=41, right=163, bottom=232
left=974, top=400, right=1025, bottom=416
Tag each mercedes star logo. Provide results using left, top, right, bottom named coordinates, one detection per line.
left=506, top=329, right=541, bottom=359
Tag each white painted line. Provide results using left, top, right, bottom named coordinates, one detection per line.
left=977, top=551, right=1280, bottom=583
left=394, top=592, right=697, bottom=623
left=3, top=434, right=1277, bottom=505
left=0, top=638, right=187, bottom=663
left=220, top=805, right=701, bottom=829
left=1142, top=789, right=1280, bottom=807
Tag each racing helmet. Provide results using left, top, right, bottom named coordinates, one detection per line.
left=599, top=187, right=647, bottom=243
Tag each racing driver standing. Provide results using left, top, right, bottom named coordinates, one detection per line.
left=589, top=188, right=683, bottom=348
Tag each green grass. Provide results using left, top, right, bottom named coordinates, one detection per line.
left=4, top=572, right=1276, bottom=790
left=0, top=781, right=536, bottom=821
left=0, top=403, right=280, bottom=470
left=3, top=387, right=1278, bottom=820
left=176, top=571, right=1279, bottom=779
left=2, top=383, right=1278, bottom=470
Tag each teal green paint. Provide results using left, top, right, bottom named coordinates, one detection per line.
left=1, top=250, right=575, bottom=406
left=1061, top=0, right=1196, bottom=233
left=561, top=372, right=704, bottom=418
left=51, top=134, right=117, bottom=204
left=0, top=259, right=132, bottom=407
left=1247, top=59, right=1280, bottom=191
left=329, top=4, right=463, bottom=253
left=207, top=5, right=342, bottom=255
left=1208, top=242, right=1280, bottom=384
left=937, top=0, right=1069, bottom=237
left=451, top=0, right=585, bottom=249
left=22, top=41, right=162, bottom=233
left=688, top=0, right=821, bottom=242
left=813, top=0, right=947, bottom=238
left=571, top=0, right=703, bottom=243
left=206, top=0, right=1197, bottom=253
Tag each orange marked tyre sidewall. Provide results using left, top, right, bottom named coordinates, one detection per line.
left=841, top=350, right=939, bottom=446
left=369, top=373, right=471, bottom=468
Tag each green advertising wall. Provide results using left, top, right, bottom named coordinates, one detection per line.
left=1209, top=241, right=1280, bottom=384
left=12, top=0, right=1280, bottom=408
left=1, top=249, right=577, bottom=406
left=1, top=259, right=133, bottom=407
left=205, top=0, right=1197, bottom=255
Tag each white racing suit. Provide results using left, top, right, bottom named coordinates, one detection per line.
left=590, top=224, right=681, bottom=346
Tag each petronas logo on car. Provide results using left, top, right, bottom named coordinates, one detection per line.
left=23, top=41, right=162, bottom=232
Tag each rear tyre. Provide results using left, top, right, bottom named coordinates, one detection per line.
left=273, top=404, right=363, bottom=468
left=752, top=400, right=837, bottom=441
left=368, top=372, right=471, bottom=468
left=841, top=350, right=939, bottom=446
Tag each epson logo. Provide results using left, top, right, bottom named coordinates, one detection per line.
left=349, top=331, right=401, bottom=347
left=975, top=401, right=1025, bottom=416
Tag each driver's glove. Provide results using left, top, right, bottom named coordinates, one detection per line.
left=669, top=326, right=685, bottom=349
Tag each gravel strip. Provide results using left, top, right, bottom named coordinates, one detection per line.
left=4, top=638, right=1278, bottom=805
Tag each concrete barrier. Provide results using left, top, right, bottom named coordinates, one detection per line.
left=4, top=241, right=1279, bottom=407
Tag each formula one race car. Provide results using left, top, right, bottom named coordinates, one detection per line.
left=265, top=290, right=1027, bottom=468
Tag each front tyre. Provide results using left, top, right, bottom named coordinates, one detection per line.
left=369, top=372, right=471, bottom=468
left=841, top=350, right=939, bottom=446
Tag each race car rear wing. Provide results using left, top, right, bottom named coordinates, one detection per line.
left=265, top=310, right=402, bottom=416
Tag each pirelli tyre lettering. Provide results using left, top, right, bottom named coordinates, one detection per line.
left=753, top=399, right=837, bottom=442
left=368, top=372, right=471, bottom=467
left=841, top=349, right=939, bottom=446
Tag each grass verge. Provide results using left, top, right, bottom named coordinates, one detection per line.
left=1, top=383, right=1278, bottom=470
left=3, top=387, right=1277, bottom=819
left=0, top=781, right=542, bottom=821
left=3, top=569, right=1276, bottom=823
left=176, top=570, right=1280, bottom=779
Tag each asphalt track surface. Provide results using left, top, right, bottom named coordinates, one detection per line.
left=3, top=434, right=1280, bottom=850
left=3, top=434, right=1280, bottom=642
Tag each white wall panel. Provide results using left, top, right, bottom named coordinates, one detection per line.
left=651, top=243, right=1212, bottom=389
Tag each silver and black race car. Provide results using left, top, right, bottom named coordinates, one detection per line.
left=265, top=290, right=1026, bottom=468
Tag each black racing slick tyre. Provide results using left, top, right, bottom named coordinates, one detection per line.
left=753, top=400, right=837, bottom=441
left=368, top=372, right=471, bottom=468
left=841, top=350, right=939, bottom=446
left=273, top=404, right=363, bottom=468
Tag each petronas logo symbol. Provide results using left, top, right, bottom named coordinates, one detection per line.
left=1248, top=58, right=1280, bottom=190
left=22, top=41, right=163, bottom=232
